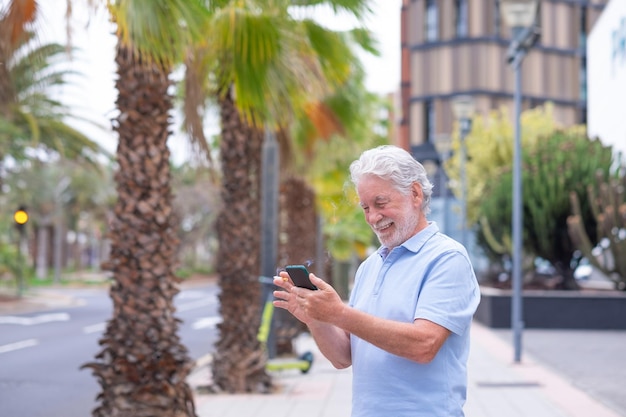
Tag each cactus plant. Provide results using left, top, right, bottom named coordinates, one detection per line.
left=568, top=170, right=626, bottom=290
left=477, top=131, right=614, bottom=289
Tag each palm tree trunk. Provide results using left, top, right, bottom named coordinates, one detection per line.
left=82, top=45, right=196, bottom=417
left=272, top=176, right=318, bottom=353
left=211, top=89, right=272, bottom=393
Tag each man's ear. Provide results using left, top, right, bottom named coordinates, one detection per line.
left=411, top=182, right=423, bottom=202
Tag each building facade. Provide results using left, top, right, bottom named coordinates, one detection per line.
left=587, top=0, right=626, bottom=158
left=398, top=0, right=607, bottom=157
left=395, top=0, right=607, bottom=251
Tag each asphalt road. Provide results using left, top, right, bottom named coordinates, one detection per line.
left=0, top=283, right=220, bottom=417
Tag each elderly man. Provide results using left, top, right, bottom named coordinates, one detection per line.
left=274, top=145, right=480, bottom=417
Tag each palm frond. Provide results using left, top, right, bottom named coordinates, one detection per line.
left=111, top=0, right=210, bottom=68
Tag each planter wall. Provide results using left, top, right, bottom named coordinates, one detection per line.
left=475, top=286, right=626, bottom=329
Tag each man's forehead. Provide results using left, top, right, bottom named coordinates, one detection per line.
left=358, top=191, right=394, bottom=205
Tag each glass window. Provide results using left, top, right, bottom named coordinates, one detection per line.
left=425, top=100, right=435, bottom=143
left=494, top=0, right=501, bottom=36
left=579, top=6, right=587, bottom=50
left=455, top=0, right=468, bottom=37
left=425, top=0, right=438, bottom=42
left=580, top=7, right=588, bottom=103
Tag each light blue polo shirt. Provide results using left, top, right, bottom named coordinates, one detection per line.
left=348, top=222, right=480, bottom=417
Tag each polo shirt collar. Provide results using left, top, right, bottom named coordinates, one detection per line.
left=377, top=222, right=440, bottom=259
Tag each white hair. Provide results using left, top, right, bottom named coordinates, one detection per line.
left=349, top=145, right=434, bottom=215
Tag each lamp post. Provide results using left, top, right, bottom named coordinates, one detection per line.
left=54, top=177, right=71, bottom=284
left=260, top=128, right=279, bottom=359
left=500, top=0, right=540, bottom=363
left=434, top=135, right=453, bottom=236
left=451, top=95, right=475, bottom=250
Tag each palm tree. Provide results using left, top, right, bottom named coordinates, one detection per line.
left=0, top=0, right=110, bottom=292
left=0, top=0, right=106, bottom=183
left=2, top=157, right=114, bottom=280
left=272, top=62, right=387, bottom=345
left=183, top=0, right=375, bottom=393
left=171, top=164, right=221, bottom=272
left=78, top=1, right=211, bottom=416
left=304, top=80, right=391, bottom=264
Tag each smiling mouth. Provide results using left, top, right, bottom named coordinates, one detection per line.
left=375, top=222, right=393, bottom=232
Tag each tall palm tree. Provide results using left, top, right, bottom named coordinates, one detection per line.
left=281, top=57, right=383, bottom=271
left=78, top=1, right=211, bottom=416
left=302, top=73, right=390, bottom=263
left=273, top=60, right=386, bottom=347
left=183, top=0, right=375, bottom=393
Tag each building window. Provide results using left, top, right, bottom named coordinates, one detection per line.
left=425, top=100, right=435, bottom=143
left=425, top=0, right=438, bottom=42
left=494, top=0, right=501, bottom=36
left=580, top=7, right=587, bottom=103
left=455, top=0, right=468, bottom=37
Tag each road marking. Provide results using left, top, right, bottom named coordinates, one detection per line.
left=0, top=313, right=70, bottom=326
left=192, top=316, right=221, bottom=329
left=177, top=290, right=208, bottom=299
left=83, top=322, right=106, bottom=334
left=83, top=315, right=221, bottom=334
left=0, top=339, right=38, bottom=354
left=177, top=298, right=216, bottom=312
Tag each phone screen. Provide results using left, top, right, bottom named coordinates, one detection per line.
left=285, top=265, right=317, bottom=290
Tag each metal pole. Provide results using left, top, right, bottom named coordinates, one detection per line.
left=459, top=120, right=469, bottom=249
left=440, top=153, right=449, bottom=235
left=53, top=177, right=70, bottom=284
left=53, top=213, right=63, bottom=284
left=260, top=128, right=279, bottom=359
left=16, top=230, right=25, bottom=297
left=512, top=53, right=524, bottom=364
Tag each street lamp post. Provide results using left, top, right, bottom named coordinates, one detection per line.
left=451, top=95, right=475, bottom=250
left=434, top=135, right=453, bottom=236
left=500, top=0, right=540, bottom=363
left=54, top=177, right=71, bottom=284
left=260, top=128, right=280, bottom=359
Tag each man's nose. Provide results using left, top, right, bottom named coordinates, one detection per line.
left=366, top=209, right=382, bottom=224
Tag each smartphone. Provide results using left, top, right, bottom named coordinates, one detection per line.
left=285, top=265, right=317, bottom=290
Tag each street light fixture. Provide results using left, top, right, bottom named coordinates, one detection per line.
left=451, top=95, right=475, bottom=250
left=500, top=0, right=540, bottom=364
left=500, top=0, right=538, bottom=29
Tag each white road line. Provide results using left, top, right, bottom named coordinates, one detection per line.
left=83, top=322, right=107, bottom=334
left=0, top=313, right=70, bottom=326
left=84, top=314, right=221, bottom=334
left=0, top=339, right=39, bottom=354
left=177, top=290, right=208, bottom=299
left=192, top=316, right=222, bottom=330
left=177, top=298, right=215, bottom=312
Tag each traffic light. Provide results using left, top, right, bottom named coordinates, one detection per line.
left=14, top=206, right=28, bottom=233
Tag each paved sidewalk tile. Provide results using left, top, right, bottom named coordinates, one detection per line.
left=192, top=334, right=352, bottom=417
left=467, top=322, right=622, bottom=417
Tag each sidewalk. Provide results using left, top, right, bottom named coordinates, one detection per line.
left=465, top=323, right=622, bottom=417
left=189, top=334, right=352, bottom=417
left=189, top=322, right=623, bottom=417
left=0, top=287, right=85, bottom=314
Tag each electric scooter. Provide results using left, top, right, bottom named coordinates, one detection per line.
left=258, top=276, right=314, bottom=373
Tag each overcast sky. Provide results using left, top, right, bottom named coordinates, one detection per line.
left=33, top=0, right=401, bottom=163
